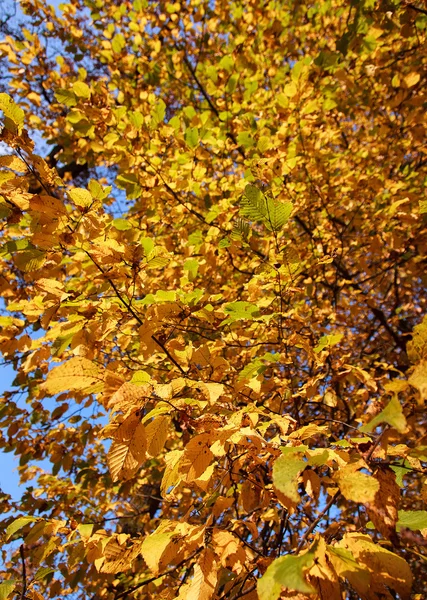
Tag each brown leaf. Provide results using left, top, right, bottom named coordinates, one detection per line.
left=367, top=467, right=400, bottom=543
left=107, top=411, right=147, bottom=481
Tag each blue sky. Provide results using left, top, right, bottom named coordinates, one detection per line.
left=0, top=0, right=64, bottom=504
left=0, top=363, right=22, bottom=501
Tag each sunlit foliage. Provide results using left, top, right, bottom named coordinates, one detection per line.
left=0, top=0, right=426, bottom=598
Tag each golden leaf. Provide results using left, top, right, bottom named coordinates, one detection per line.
left=179, top=433, right=214, bottom=482
left=42, top=357, right=104, bottom=395
left=367, top=467, right=400, bottom=542
left=107, top=411, right=147, bottom=482
left=334, top=533, right=412, bottom=599
left=145, top=415, right=170, bottom=456
left=177, top=548, right=218, bottom=600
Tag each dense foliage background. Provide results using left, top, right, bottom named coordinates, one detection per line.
left=0, top=0, right=426, bottom=598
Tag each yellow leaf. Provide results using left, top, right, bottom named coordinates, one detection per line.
left=273, top=454, right=307, bottom=504
left=335, top=464, right=379, bottom=503
left=0, top=93, right=25, bottom=133
left=366, top=467, right=399, bottom=541
left=107, top=414, right=146, bottom=482
left=407, top=315, right=427, bottom=362
left=404, top=72, right=420, bottom=87
left=145, top=415, right=170, bottom=456
left=408, top=359, right=427, bottom=403
left=327, top=546, right=370, bottom=595
left=107, top=381, right=150, bottom=411
left=34, top=278, right=65, bottom=298
left=42, top=357, right=104, bottom=395
left=185, top=548, right=218, bottom=600
left=161, top=449, right=183, bottom=498
left=334, top=533, right=412, bottom=599
left=0, top=155, right=27, bottom=172
left=99, top=539, right=140, bottom=574
left=361, top=395, right=408, bottom=433
left=68, top=187, right=93, bottom=207
left=199, top=382, right=224, bottom=404
left=30, top=194, right=68, bottom=217
left=140, top=522, right=181, bottom=574
left=72, top=81, right=91, bottom=99
left=289, top=424, right=328, bottom=440
left=179, top=433, right=214, bottom=482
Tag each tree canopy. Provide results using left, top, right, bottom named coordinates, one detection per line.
left=0, top=0, right=426, bottom=598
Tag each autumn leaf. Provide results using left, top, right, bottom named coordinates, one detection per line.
left=273, top=454, right=307, bottom=504
left=179, top=433, right=214, bottom=482
left=42, top=357, right=104, bottom=395
left=334, top=533, right=412, bottom=599
left=258, top=552, right=315, bottom=600
left=366, top=467, right=400, bottom=542
left=0, top=93, right=25, bottom=133
left=361, top=395, right=407, bottom=433
left=0, top=0, right=426, bottom=597
left=334, top=463, right=379, bottom=504
left=107, top=410, right=147, bottom=482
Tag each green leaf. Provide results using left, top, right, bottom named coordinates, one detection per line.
left=13, top=249, right=46, bottom=272
left=146, top=247, right=169, bottom=269
left=272, top=454, right=307, bottom=504
left=72, top=81, right=91, bottom=99
left=129, top=110, right=144, bottom=129
left=140, top=237, right=154, bottom=257
left=265, top=198, right=293, bottom=231
left=240, top=184, right=268, bottom=222
left=237, top=131, right=255, bottom=148
left=397, top=510, right=427, bottom=531
left=155, top=290, right=176, bottom=302
left=0, top=238, right=32, bottom=257
left=218, top=55, right=233, bottom=72
left=239, top=358, right=265, bottom=381
left=130, top=371, right=151, bottom=385
left=0, top=581, right=16, bottom=600
left=257, top=136, right=270, bottom=153
left=112, top=218, right=132, bottom=231
left=151, top=99, right=166, bottom=128
left=54, top=88, right=78, bottom=107
left=239, top=352, right=279, bottom=381
left=184, top=258, right=199, bottom=279
left=34, top=567, right=55, bottom=581
left=302, top=99, right=319, bottom=115
left=258, top=552, right=315, bottom=600
left=240, top=185, right=292, bottom=232
left=221, top=301, right=261, bottom=325
left=88, top=180, right=111, bottom=200
left=218, top=237, right=230, bottom=248
left=0, top=93, right=25, bottom=133
left=185, top=127, right=199, bottom=149
left=6, top=516, right=38, bottom=540
left=361, top=395, right=407, bottom=434
left=314, top=333, right=344, bottom=353
left=111, top=33, right=126, bottom=53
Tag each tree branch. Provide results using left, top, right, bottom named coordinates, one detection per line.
left=297, top=491, right=340, bottom=552
left=19, top=544, right=27, bottom=600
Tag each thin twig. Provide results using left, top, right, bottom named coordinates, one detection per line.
left=19, top=544, right=27, bottom=600
left=112, top=548, right=202, bottom=599
left=297, top=491, right=340, bottom=552
left=365, top=425, right=390, bottom=463
left=151, top=334, right=187, bottom=375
